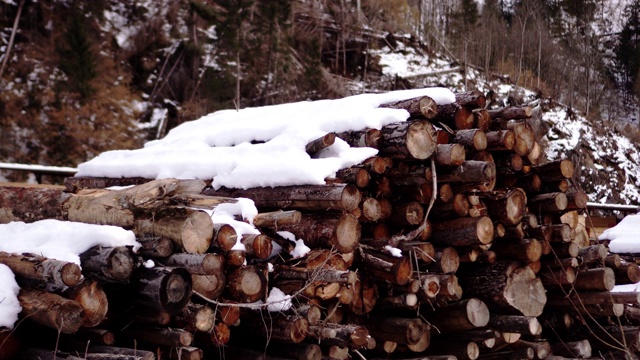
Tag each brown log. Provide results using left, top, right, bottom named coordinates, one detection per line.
left=477, top=250, right=497, bottom=264
left=136, top=236, right=174, bottom=258
left=390, top=201, right=424, bottom=226
left=63, top=177, right=207, bottom=193
left=379, top=95, right=439, bottom=119
left=423, top=298, right=489, bottom=333
left=240, top=234, right=273, bottom=260
left=225, top=265, right=267, bottom=303
left=481, top=188, right=527, bottom=226
left=65, top=280, right=108, bottom=328
left=533, top=159, right=575, bottom=181
left=579, top=244, right=608, bottom=265
left=252, top=210, right=302, bottom=228
left=241, top=314, right=308, bottom=343
left=457, top=261, right=546, bottom=316
left=0, top=185, right=69, bottom=223
left=277, top=213, right=360, bottom=253
left=452, top=129, right=487, bottom=151
left=430, top=160, right=495, bottom=184
left=474, top=109, right=491, bottom=131
left=306, top=133, right=335, bottom=156
left=204, top=184, right=361, bottom=212
left=134, top=207, right=213, bottom=254
left=17, top=348, right=84, bottom=360
left=379, top=293, right=419, bottom=310
left=361, top=156, right=393, bottom=174
left=327, top=167, right=371, bottom=189
left=160, top=253, right=224, bottom=276
left=349, top=275, right=378, bottom=315
left=614, top=262, right=640, bottom=285
left=430, top=193, right=469, bottom=219
left=273, top=265, right=355, bottom=285
left=605, top=254, right=622, bottom=268
left=121, top=326, right=192, bottom=347
left=210, top=223, right=238, bottom=252
left=488, top=315, right=542, bottom=336
left=528, top=192, right=568, bottom=213
left=504, top=120, right=535, bottom=156
left=358, top=245, right=412, bottom=286
left=0, top=251, right=81, bottom=288
left=79, top=246, right=135, bottom=283
left=485, top=130, right=515, bottom=151
left=223, top=249, right=245, bottom=267
left=335, top=128, right=383, bottom=148
left=549, top=241, right=580, bottom=258
left=132, top=266, right=192, bottom=314
left=378, top=120, right=438, bottom=160
left=564, top=189, right=589, bottom=211
left=547, top=223, right=572, bottom=243
left=366, top=316, right=425, bottom=345
left=374, top=176, right=392, bottom=198
left=311, top=322, right=369, bottom=348
left=455, top=90, right=487, bottom=109
left=72, top=328, right=116, bottom=346
left=0, top=329, right=20, bottom=360
left=491, top=238, right=542, bottom=263
left=539, top=266, right=576, bottom=287
left=359, top=197, right=382, bottom=222
left=423, top=247, right=460, bottom=274
left=434, top=143, right=466, bottom=166
left=171, top=302, right=215, bottom=333
left=494, top=153, right=523, bottom=174
left=488, top=106, right=533, bottom=120
left=435, top=103, right=475, bottom=130
left=551, top=339, right=592, bottom=358
left=503, top=223, right=525, bottom=239
left=18, top=288, right=84, bottom=333
left=304, top=249, right=349, bottom=271
left=573, top=267, right=616, bottom=291
left=430, top=216, right=494, bottom=247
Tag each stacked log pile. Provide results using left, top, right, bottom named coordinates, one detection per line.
left=0, top=89, right=638, bottom=360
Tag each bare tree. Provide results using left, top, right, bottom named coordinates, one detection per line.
left=0, top=0, right=27, bottom=80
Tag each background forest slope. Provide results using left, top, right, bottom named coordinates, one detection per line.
left=1, top=0, right=640, bottom=204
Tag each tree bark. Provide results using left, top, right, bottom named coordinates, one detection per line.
left=131, top=266, right=192, bottom=314
left=18, top=288, right=85, bottom=333
left=430, top=217, right=494, bottom=247
left=80, top=246, right=136, bottom=283
left=424, top=298, right=490, bottom=333
left=276, top=213, right=360, bottom=253
left=0, top=251, right=82, bottom=288
left=379, top=95, right=439, bottom=119
left=434, top=143, right=466, bottom=166
left=452, top=129, right=487, bottom=151
left=335, top=128, right=383, bottom=148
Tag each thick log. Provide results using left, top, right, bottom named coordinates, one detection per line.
left=335, top=128, right=383, bottom=148
left=505, top=120, right=535, bottom=156
left=455, top=90, right=486, bottom=109
left=539, top=266, right=576, bottom=287
left=525, top=141, right=543, bottom=165
left=423, top=298, right=489, bottom=333
left=549, top=241, right=580, bottom=258
left=204, top=184, right=361, bottom=212
left=579, top=244, right=608, bottom=265
left=378, top=120, right=437, bottom=160
left=160, top=253, right=224, bottom=276
left=173, top=303, right=215, bottom=333
left=0, top=185, right=69, bottom=223
left=0, top=251, right=81, bottom=288
left=365, top=316, right=425, bottom=345
left=488, top=315, right=542, bottom=336
left=434, top=143, right=466, bottom=166
left=306, top=133, right=335, bottom=157
left=430, top=193, right=470, bottom=219
left=240, top=234, right=273, bottom=260
left=551, top=340, right=592, bottom=358
left=528, top=192, right=568, bottom=213
left=474, top=109, right=491, bottom=131
left=223, top=249, right=245, bottom=267
left=132, top=266, right=192, bottom=314
left=390, top=201, right=424, bottom=226
left=494, top=153, right=523, bottom=174
left=121, top=326, right=192, bottom=347
left=614, top=262, right=640, bottom=285
left=379, top=95, right=439, bottom=119
left=225, top=265, right=267, bottom=303
left=359, top=197, right=382, bottom=222
left=452, top=129, right=487, bottom=151
left=327, top=167, right=371, bottom=189
left=358, top=245, right=412, bottom=286
left=423, top=247, right=460, bottom=274
left=485, top=130, right=515, bottom=151
left=487, top=106, right=533, bottom=120
left=547, top=223, right=572, bottom=243
left=361, top=156, right=393, bottom=174
left=573, top=267, right=616, bottom=291
left=18, top=288, right=85, bottom=333
left=136, top=236, right=174, bottom=258
left=491, top=238, right=542, bottom=263
left=80, top=246, right=135, bottom=283
left=435, top=103, right=475, bottom=130
left=457, top=261, right=546, bottom=316
left=65, top=280, right=108, bottom=328
left=533, top=159, right=574, bottom=181
left=429, top=161, right=495, bottom=184
left=430, top=216, right=494, bottom=247
left=481, top=188, right=527, bottom=226
left=252, top=210, right=301, bottom=228
left=134, top=207, right=213, bottom=254
left=276, top=213, right=360, bottom=253
left=210, top=223, right=238, bottom=252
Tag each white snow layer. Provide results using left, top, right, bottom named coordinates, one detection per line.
left=266, top=287, right=292, bottom=312
left=0, top=219, right=140, bottom=265
left=0, top=264, right=21, bottom=329
left=599, top=214, right=640, bottom=253
left=76, top=88, right=455, bottom=189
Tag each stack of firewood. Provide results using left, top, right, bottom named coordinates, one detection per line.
left=0, top=89, right=639, bottom=360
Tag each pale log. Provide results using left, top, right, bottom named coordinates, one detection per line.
left=573, top=267, right=615, bottom=291
left=452, top=129, right=487, bottom=151
left=360, top=197, right=382, bottom=222
left=135, top=207, right=213, bottom=254
left=434, top=143, right=466, bottom=166
left=549, top=241, right=580, bottom=258
left=136, top=236, right=174, bottom=258
left=18, top=288, right=84, bottom=333
left=313, top=323, right=369, bottom=348
left=528, top=192, right=568, bottom=213
left=379, top=95, right=439, bottom=119
left=378, top=120, right=437, bottom=160
left=204, top=184, right=361, bottom=212
left=121, top=326, right=192, bottom=347
left=273, top=265, right=355, bottom=284
left=485, top=130, right=515, bottom=151
left=132, top=266, right=192, bottom=314
left=457, top=261, right=546, bottom=316
left=505, top=120, right=535, bottom=156
left=0, top=251, right=81, bottom=288
left=295, top=303, right=322, bottom=324
left=160, top=253, right=224, bottom=275
left=488, top=315, right=542, bottom=336
left=430, top=216, right=494, bottom=247
left=358, top=245, right=412, bottom=285
left=435, top=103, right=475, bottom=130
left=276, top=213, right=360, bottom=253
left=252, top=210, right=301, bottom=228
left=511, top=340, right=550, bottom=360
left=65, top=280, right=108, bottom=328
left=225, top=265, right=267, bottom=303
left=306, top=133, right=335, bottom=157
left=335, top=128, right=383, bottom=148
left=487, top=106, right=533, bottom=120
left=80, top=246, right=135, bottom=283
left=423, top=298, right=489, bottom=333
left=548, top=223, right=572, bottom=243
left=365, top=316, right=425, bottom=345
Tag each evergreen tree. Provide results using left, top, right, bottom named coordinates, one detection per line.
left=56, top=11, right=97, bottom=101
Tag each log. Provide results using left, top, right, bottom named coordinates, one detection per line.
left=252, top=210, right=302, bottom=228
left=241, top=314, right=308, bottom=343
left=423, top=247, right=460, bottom=274
left=505, top=120, right=535, bottom=156
left=134, top=207, right=213, bottom=254
left=276, top=213, right=361, bottom=253
left=360, top=197, right=382, bottom=222
left=18, top=288, right=85, bottom=333
left=160, top=253, right=224, bottom=275
left=491, top=238, right=542, bottom=263
left=455, top=90, right=486, bottom=109
left=573, top=267, right=616, bottom=291
left=379, top=95, right=439, bottom=119
left=430, top=193, right=470, bottom=219
left=79, top=246, right=135, bottom=283
left=614, top=262, right=640, bottom=285
left=488, top=315, right=542, bottom=336
left=223, top=249, right=245, bottom=267
left=335, top=128, right=383, bottom=148
left=273, top=265, right=355, bottom=284
left=579, top=244, right=608, bottom=265
left=474, top=109, right=491, bottom=131
left=533, top=159, right=574, bottom=181
left=547, top=223, right=572, bottom=243
left=487, top=106, right=533, bottom=120
left=435, top=103, right=475, bottom=130
left=378, top=120, right=438, bottom=160
left=136, top=236, right=174, bottom=258
left=267, top=342, right=322, bottom=360
left=327, top=167, right=371, bottom=189
left=204, top=184, right=362, bottom=212
left=225, top=265, right=267, bottom=303
left=173, top=303, right=216, bottom=333
left=358, top=245, right=412, bottom=286
left=457, top=261, right=546, bottom=316
left=551, top=340, right=592, bottom=358
left=361, top=156, right=393, bottom=174
left=452, top=129, right=487, bottom=151
left=481, top=188, right=527, bottom=226
left=429, top=161, right=495, bottom=184
left=528, top=192, right=568, bottom=213
left=132, top=266, right=192, bottom=314
left=365, top=316, right=425, bottom=345
left=390, top=201, right=424, bottom=226
left=0, top=251, right=82, bottom=288
left=485, top=130, right=515, bottom=151
left=168, top=347, right=202, bottom=360
left=424, top=298, right=489, bottom=333
left=430, top=216, right=494, bottom=247
left=349, top=275, right=378, bottom=315
left=121, top=326, right=192, bottom=347
left=539, top=266, right=576, bottom=287
left=306, top=133, right=335, bottom=156
left=241, top=234, right=274, bottom=260
left=434, top=143, right=466, bottom=166
left=73, top=345, right=154, bottom=360
left=549, top=241, right=580, bottom=258
left=313, top=322, right=369, bottom=348
left=211, top=223, right=238, bottom=252
left=65, top=280, right=108, bottom=328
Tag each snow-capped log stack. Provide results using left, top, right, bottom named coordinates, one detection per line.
left=0, top=89, right=636, bottom=360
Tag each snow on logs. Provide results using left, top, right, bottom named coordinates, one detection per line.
left=0, top=89, right=628, bottom=360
